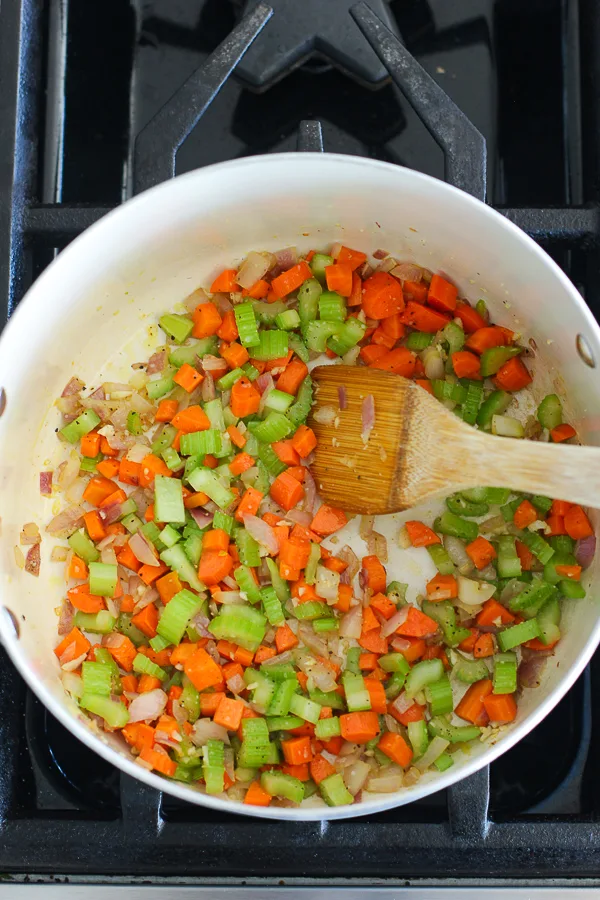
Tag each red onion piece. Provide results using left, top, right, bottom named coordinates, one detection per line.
left=128, top=689, right=167, bottom=723
left=518, top=654, right=548, bottom=689
left=256, top=372, right=274, bottom=395
left=212, top=292, right=234, bottom=314
left=58, top=599, right=75, bottom=635
left=201, top=372, right=216, bottom=402
left=337, top=545, right=360, bottom=584
left=200, top=355, right=228, bottom=373
left=190, top=509, right=214, bottom=530
left=190, top=612, right=211, bottom=638
left=39, top=471, right=53, bottom=496
left=392, top=691, right=413, bottom=715
left=373, top=249, right=389, bottom=260
left=390, top=263, right=423, bottom=283
left=274, top=246, right=298, bottom=271
left=236, top=251, right=270, bottom=290
left=575, top=535, right=596, bottom=569
left=227, top=674, right=246, bottom=695
left=243, top=514, right=278, bottom=555
left=477, top=624, right=501, bottom=634
left=129, top=532, right=160, bottom=566
left=339, top=605, right=363, bottom=638
left=366, top=530, right=388, bottom=562
left=391, top=636, right=412, bottom=653
left=191, top=719, right=230, bottom=746
left=89, top=386, right=106, bottom=400
left=361, top=394, right=375, bottom=444
left=280, top=507, right=312, bottom=527
left=302, top=466, right=317, bottom=514
left=338, top=385, right=348, bottom=410
left=100, top=502, right=124, bottom=525
left=24, top=543, right=40, bottom=577
left=147, top=350, right=167, bottom=375
left=134, top=586, right=159, bottom=612
left=61, top=377, right=84, bottom=397
left=381, top=606, right=409, bottom=638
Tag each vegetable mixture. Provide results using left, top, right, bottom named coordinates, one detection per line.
left=45, top=243, right=595, bottom=809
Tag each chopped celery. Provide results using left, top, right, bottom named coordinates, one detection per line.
left=234, top=565, right=262, bottom=604
left=157, top=588, right=203, bottom=645
left=209, top=604, right=267, bottom=652
left=146, top=372, right=175, bottom=400
left=304, top=319, right=339, bottom=352
left=159, top=524, right=181, bottom=548
left=267, top=677, right=299, bottom=717
left=497, top=618, right=540, bottom=651
left=154, top=475, right=185, bottom=525
left=287, top=376, right=313, bottom=427
left=315, top=716, right=342, bottom=739
left=288, top=332, right=310, bottom=363
left=460, top=382, right=484, bottom=426
left=477, top=390, right=511, bottom=430
left=142, top=521, right=166, bottom=551
left=341, top=671, right=371, bottom=712
left=345, top=647, right=362, bottom=675
left=261, top=585, right=285, bottom=627
left=443, top=320, right=465, bottom=353
left=264, top=389, right=295, bottom=413
left=242, top=362, right=260, bottom=381
left=213, top=510, right=235, bottom=535
left=266, top=715, right=303, bottom=732
left=180, top=429, right=222, bottom=456
left=81, top=661, right=112, bottom=696
left=247, top=411, right=293, bottom=443
left=265, top=557, right=291, bottom=603
left=253, top=301, right=287, bottom=325
left=387, top=582, right=408, bottom=605
left=159, top=313, right=194, bottom=343
left=88, top=562, right=118, bottom=597
left=560, top=579, right=586, bottom=600
left=537, top=393, right=562, bottom=431
left=406, top=331, right=434, bottom=351
left=385, top=671, right=407, bottom=699
left=251, top=330, right=289, bottom=361
left=151, top=424, right=177, bottom=456
left=133, top=653, right=168, bottom=681
left=204, top=398, right=225, bottom=432
left=327, top=318, right=367, bottom=356
left=319, top=773, right=353, bottom=806
left=203, top=739, right=225, bottom=794
left=80, top=694, right=129, bottom=728
left=537, top=597, right=561, bottom=645
left=408, top=719, right=429, bottom=757
left=243, top=669, right=276, bottom=714
left=160, top=544, right=205, bottom=591
left=379, top=653, right=410, bottom=674
left=451, top=653, right=489, bottom=684
left=543, top=551, right=576, bottom=585
left=501, top=496, right=523, bottom=522
left=261, top=770, right=305, bottom=804
left=313, top=617, right=338, bottom=632
left=405, top=659, right=444, bottom=699
left=427, top=543, right=456, bottom=575
left=445, top=494, right=489, bottom=518
left=276, top=309, right=301, bottom=331
left=292, top=601, right=329, bottom=620
left=309, top=688, right=346, bottom=710
left=260, top=662, right=297, bottom=681
left=149, top=633, right=171, bottom=652
left=169, top=337, right=218, bottom=367
left=492, top=414, right=524, bottom=438
left=531, top=495, right=553, bottom=515
left=79, top=453, right=103, bottom=474
left=60, top=409, right=101, bottom=443
left=434, top=752, right=455, bottom=772
left=428, top=716, right=481, bottom=743
left=180, top=681, right=200, bottom=723
left=480, top=345, right=522, bottom=377
left=496, top=535, right=522, bottom=578
left=258, top=442, right=287, bottom=476
left=518, top=530, right=555, bottom=565
left=235, top=528, right=261, bottom=567
left=435, top=510, right=478, bottom=543
left=68, top=529, right=100, bottom=563
left=234, top=302, right=261, bottom=348
left=425, top=674, right=454, bottom=715
left=309, top=254, right=333, bottom=285
left=318, top=290, right=346, bottom=321
left=217, top=368, right=244, bottom=391
left=162, top=446, right=182, bottom=472
left=493, top=652, right=517, bottom=694
left=127, top=410, right=144, bottom=435
left=421, top=599, right=471, bottom=647
left=432, top=379, right=467, bottom=405
left=74, top=610, right=116, bottom=634
left=188, top=467, right=234, bottom=509
left=117, top=614, right=146, bottom=646
left=509, top=580, right=557, bottom=618
left=462, top=487, right=512, bottom=505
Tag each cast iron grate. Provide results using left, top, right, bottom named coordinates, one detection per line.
left=1, top=0, right=600, bottom=882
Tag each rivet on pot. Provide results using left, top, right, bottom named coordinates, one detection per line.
left=1, top=607, right=20, bottom=640
left=0, top=387, right=5, bottom=417
left=576, top=334, right=596, bottom=368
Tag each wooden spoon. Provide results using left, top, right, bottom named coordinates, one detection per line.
left=309, top=365, right=599, bottom=515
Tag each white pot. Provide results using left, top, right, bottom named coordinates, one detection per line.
left=0, top=153, right=598, bottom=820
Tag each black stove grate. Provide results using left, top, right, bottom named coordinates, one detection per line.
left=1, top=0, right=600, bottom=883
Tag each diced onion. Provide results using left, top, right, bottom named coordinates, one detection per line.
left=415, top=736, right=450, bottom=772
left=316, top=565, right=340, bottom=602
left=236, top=251, right=271, bottom=289
left=457, top=576, right=496, bottom=606
left=339, top=605, right=362, bottom=639
left=128, top=689, right=167, bottom=723
left=343, top=760, right=371, bottom=795
left=191, top=718, right=230, bottom=746
left=421, top=346, right=445, bottom=381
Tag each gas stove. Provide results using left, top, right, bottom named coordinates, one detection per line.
left=1, top=0, right=600, bottom=891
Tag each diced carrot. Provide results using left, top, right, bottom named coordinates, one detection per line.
left=120, top=594, right=135, bottom=613
left=83, top=509, right=106, bottom=542
left=98, top=488, right=127, bottom=509
left=67, top=585, right=105, bottom=613
left=173, top=363, right=203, bottom=393
left=473, top=632, right=495, bottom=658
left=426, top=573, right=458, bottom=601
left=392, top=635, right=426, bottom=662
left=138, top=563, right=168, bottom=585
left=117, top=458, right=141, bottom=487
left=275, top=623, right=298, bottom=654
left=323, top=556, right=348, bottom=574
left=564, top=504, right=593, bottom=539
left=80, top=431, right=101, bottom=458
left=325, top=262, right=353, bottom=296
left=265, top=349, right=293, bottom=372
left=271, top=261, right=312, bottom=299
left=483, top=692, right=517, bottom=724
left=371, top=325, right=396, bottom=350
left=427, top=274, right=458, bottom=313
left=493, top=356, right=532, bottom=392
left=348, top=271, right=363, bottom=307
left=555, top=564, right=582, bottom=580
left=369, top=592, right=396, bottom=619
left=131, top=603, right=158, bottom=638
left=380, top=312, right=406, bottom=341
left=156, top=571, right=183, bottom=604
left=276, top=359, right=309, bottom=396
left=458, top=627, right=479, bottom=653
left=546, top=514, right=567, bottom=536
left=115, top=544, right=141, bottom=573
left=230, top=377, right=261, bottom=418
left=281, top=735, right=313, bottom=765
left=68, top=554, right=88, bottom=580
left=361, top=271, right=404, bottom=319
left=198, top=550, right=234, bottom=586
left=139, top=746, right=177, bottom=777
left=242, top=279, right=270, bottom=300
left=403, top=280, right=428, bottom=303
left=451, top=350, right=481, bottom=380
left=235, top=486, right=264, bottom=522
left=339, top=711, right=380, bottom=743
left=405, top=520, right=440, bottom=547
left=378, top=731, right=413, bottom=767
left=358, top=628, right=388, bottom=655
left=476, top=598, right=515, bottom=626
left=454, top=302, right=487, bottom=333
left=362, top=555, right=386, bottom=594
left=184, top=647, right=223, bottom=692
left=360, top=344, right=387, bottom=365
left=210, top=269, right=238, bottom=293
left=515, top=539, right=534, bottom=571
left=551, top=423, right=577, bottom=442
left=137, top=673, right=161, bottom=693
left=270, top=471, right=304, bottom=511
left=359, top=652, right=378, bottom=670
left=99, top=437, right=119, bottom=458
left=96, top=458, right=120, bottom=479
left=226, top=424, right=246, bottom=449
left=171, top=405, right=211, bottom=434
left=192, top=301, right=223, bottom=340
left=220, top=341, right=249, bottom=370
left=139, top=454, right=172, bottom=488
left=465, top=536, right=497, bottom=570
left=254, top=645, right=276, bottom=664
left=335, top=584, right=353, bottom=613
left=361, top=606, right=380, bottom=633
left=229, top=452, right=255, bottom=476
left=455, top=678, right=493, bottom=725
left=364, top=678, right=387, bottom=714
left=272, top=440, right=299, bottom=466
left=399, top=300, right=450, bottom=333
left=155, top=398, right=179, bottom=423
left=337, top=245, right=367, bottom=271
left=310, top=505, right=347, bottom=536
left=213, top=696, right=245, bottom=731
left=244, top=780, right=272, bottom=806
left=513, top=499, right=538, bottom=530
left=388, top=700, right=425, bottom=725
left=83, top=475, right=118, bottom=507
left=290, top=425, right=317, bottom=460
left=465, top=325, right=514, bottom=355
left=216, top=309, right=239, bottom=342
left=395, top=606, right=438, bottom=638
left=369, top=346, right=417, bottom=377
left=123, top=722, right=155, bottom=754
left=198, top=691, right=225, bottom=717
left=551, top=500, right=572, bottom=517
left=107, top=634, right=137, bottom=672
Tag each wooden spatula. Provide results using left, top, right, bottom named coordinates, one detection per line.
left=309, top=365, right=600, bottom=515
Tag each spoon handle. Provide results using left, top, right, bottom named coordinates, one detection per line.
left=442, top=427, right=600, bottom=508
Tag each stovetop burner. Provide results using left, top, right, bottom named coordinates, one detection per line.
left=2, top=0, right=600, bottom=886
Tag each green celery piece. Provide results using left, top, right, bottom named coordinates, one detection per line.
left=157, top=588, right=204, bottom=645
left=327, top=318, right=367, bottom=356
left=204, top=398, right=225, bottom=432
left=428, top=716, right=481, bottom=743
left=460, top=382, right=484, bottom=426
left=162, top=446, right=182, bottom=472
left=276, top=309, right=301, bottom=331
left=74, top=610, right=116, bottom=634
left=261, top=770, right=305, bottom=804
left=180, top=681, right=200, bottom=723
left=267, top=677, right=299, bottom=717
left=127, top=410, right=144, bottom=435
left=518, top=530, right=555, bottom=565
left=266, top=715, right=303, bottom=732
left=537, top=597, right=561, bottom=645
left=183, top=532, right=202, bottom=567
left=405, top=659, right=444, bottom=699
left=299, top=278, right=323, bottom=324
left=160, top=544, right=205, bottom=592
left=292, top=601, right=329, bottom=620
left=234, top=565, right=262, bottom=604
left=60, top=409, right=101, bottom=443
left=315, top=716, right=342, bottom=739
left=432, top=379, right=467, bottom=405
left=146, top=372, right=175, bottom=400
left=425, top=675, right=454, bottom=716
left=234, top=302, right=261, bottom=349
left=149, top=633, right=172, bottom=652
left=287, top=332, right=310, bottom=363
left=497, top=618, right=540, bottom=651
left=309, top=688, right=346, bottom=710
left=314, top=617, right=338, bottom=633
left=426, top=543, right=456, bottom=575
left=493, top=652, right=517, bottom=694
left=209, top=604, right=267, bottom=652
left=79, top=453, right=103, bottom=474
left=251, top=330, right=289, bottom=361
left=479, top=345, right=522, bottom=377
left=318, top=290, right=346, bottom=321
left=309, top=255, right=333, bottom=286
left=261, top=585, right=285, bottom=627
left=345, top=647, right=361, bottom=675
left=203, top=739, right=225, bottom=794
left=117, top=614, right=146, bottom=646
left=443, top=320, right=465, bottom=353
left=235, top=529, right=261, bottom=567
left=341, top=671, right=371, bottom=712
left=319, top=773, right=353, bottom=807
left=258, top=442, right=287, bottom=476
left=289, top=693, right=322, bottom=724
left=154, top=475, right=185, bottom=524
left=247, top=411, right=293, bottom=443
left=304, top=320, right=339, bottom=352
left=88, top=561, right=118, bottom=597
left=451, top=653, right=489, bottom=684
left=243, top=668, right=276, bottom=714
left=80, top=694, right=129, bottom=728
left=435, top=753, right=455, bottom=772
left=81, top=661, right=112, bottom=696
left=445, top=494, right=489, bottom=518
left=169, top=337, right=218, bottom=367
left=543, top=552, right=576, bottom=584
left=421, top=599, right=470, bottom=647
left=385, top=671, right=407, bottom=700
left=188, top=467, right=234, bottom=509
left=531, top=494, right=553, bottom=515
left=435, top=510, right=478, bottom=543
left=158, top=524, right=181, bottom=549
left=406, top=331, right=434, bottom=351
left=133, top=653, right=168, bottom=681
left=265, top=557, right=291, bottom=603
left=287, top=376, right=313, bottom=427
left=537, top=393, right=562, bottom=431
left=560, top=579, right=586, bottom=600
left=213, top=510, right=235, bottom=535
left=477, top=390, right=511, bottom=430
left=461, top=486, right=512, bottom=505
left=142, top=521, right=166, bottom=551
left=159, top=313, right=194, bottom=343
left=407, top=719, right=429, bottom=757
left=217, top=368, right=244, bottom=392
left=387, top=582, right=408, bottom=605
left=379, top=653, right=410, bottom=674
left=151, top=424, right=177, bottom=456
left=180, top=429, right=222, bottom=457
left=264, top=389, right=295, bottom=413
left=68, top=529, right=100, bottom=563
left=304, top=542, right=321, bottom=585
left=260, top=662, right=297, bottom=681
left=509, top=579, right=556, bottom=617
left=496, top=535, right=522, bottom=579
